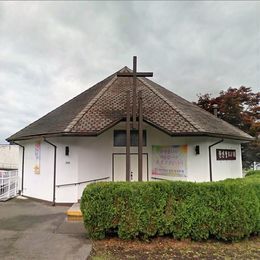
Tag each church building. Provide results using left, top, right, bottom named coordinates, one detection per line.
left=7, top=60, right=253, bottom=204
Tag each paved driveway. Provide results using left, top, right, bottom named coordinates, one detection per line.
left=0, top=197, right=91, bottom=260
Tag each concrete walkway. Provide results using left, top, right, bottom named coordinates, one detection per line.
left=0, top=197, right=91, bottom=260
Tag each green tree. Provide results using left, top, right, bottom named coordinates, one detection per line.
left=195, top=86, right=260, bottom=168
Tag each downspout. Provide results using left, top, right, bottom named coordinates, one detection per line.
left=208, top=139, right=223, bottom=182
left=12, top=141, right=25, bottom=195
left=44, top=138, right=57, bottom=206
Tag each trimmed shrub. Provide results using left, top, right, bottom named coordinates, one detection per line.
left=245, top=169, right=260, bottom=177
left=80, top=176, right=260, bottom=241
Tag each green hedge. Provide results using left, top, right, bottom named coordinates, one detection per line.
left=245, top=169, right=260, bottom=177
left=80, top=175, right=260, bottom=241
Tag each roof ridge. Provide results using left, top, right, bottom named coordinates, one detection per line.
left=121, top=66, right=132, bottom=72
left=138, top=77, right=205, bottom=132
left=65, top=75, right=118, bottom=132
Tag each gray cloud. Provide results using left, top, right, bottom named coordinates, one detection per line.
left=0, top=1, right=259, bottom=143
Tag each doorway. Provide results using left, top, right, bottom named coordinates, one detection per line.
left=112, top=153, right=148, bottom=181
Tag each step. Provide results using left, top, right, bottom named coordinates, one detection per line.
left=66, top=203, right=83, bottom=222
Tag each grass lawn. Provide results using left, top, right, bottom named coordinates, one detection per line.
left=89, top=235, right=260, bottom=259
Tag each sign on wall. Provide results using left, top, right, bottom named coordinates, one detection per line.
left=152, top=145, right=188, bottom=177
left=33, top=142, right=41, bottom=174
left=216, top=149, right=236, bottom=161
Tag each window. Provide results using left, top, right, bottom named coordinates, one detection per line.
left=65, top=146, right=69, bottom=156
left=114, top=130, right=147, bottom=147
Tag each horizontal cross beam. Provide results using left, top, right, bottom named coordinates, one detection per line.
left=117, top=72, right=153, bottom=77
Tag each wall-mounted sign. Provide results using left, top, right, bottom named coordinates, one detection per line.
left=216, top=149, right=236, bottom=161
left=33, top=142, right=41, bottom=174
left=152, top=145, right=188, bottom=177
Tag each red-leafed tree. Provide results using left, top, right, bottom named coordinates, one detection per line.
left=195, top=86, right=260, bottom=168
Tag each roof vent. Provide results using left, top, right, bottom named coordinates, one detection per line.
left=212, top=104, right=218, bottom=117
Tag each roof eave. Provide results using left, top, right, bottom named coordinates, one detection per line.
left=144, top=119, right=254, bottom=142
left=7, top=131, right=253, bottom=143
left=6, top=118, right=124, bottom=142
left=170, top=132, right=254, bottom=142
left=6, top=132, right=98, bottom=142
left=7, top=119, right=254, bottom=143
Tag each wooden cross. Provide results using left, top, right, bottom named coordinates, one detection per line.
left=117, top=56, right=153, bottom=128
left=117, top=56, right=153, bottom=181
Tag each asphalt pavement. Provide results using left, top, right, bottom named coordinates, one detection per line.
left=0, top=197, right=91, bottom=260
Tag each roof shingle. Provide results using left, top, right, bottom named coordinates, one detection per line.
left=7, top=67, right=253, bottom=141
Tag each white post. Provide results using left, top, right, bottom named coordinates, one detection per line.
left=8, top=174, right=10, bottom=198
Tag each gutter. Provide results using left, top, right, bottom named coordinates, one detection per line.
left=44, top=138, right=57, bottom=206
left=12, top=141, right=25, bottom=195
left=209, top=139, right=224, bottom=182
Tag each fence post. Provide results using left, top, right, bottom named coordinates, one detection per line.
left=8, top=174, right=10, bottom=198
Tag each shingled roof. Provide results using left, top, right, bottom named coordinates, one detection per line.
left=7, top=67, right=253, bottom=142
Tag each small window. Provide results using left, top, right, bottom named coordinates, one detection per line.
left=65, top=146, right=69, bottom=156
left=113, top=130, right=126, bottom=146
left=114, top=130, right=147, bottom=147
left=130, top=130, right=147, bottom=146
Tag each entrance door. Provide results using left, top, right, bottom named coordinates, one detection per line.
left=113, top=154, right=148, bottom=181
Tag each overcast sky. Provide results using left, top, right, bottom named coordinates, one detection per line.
left=0, top=1, right=259, bottom=143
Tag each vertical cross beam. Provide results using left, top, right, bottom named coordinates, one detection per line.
left=126, top=91, right=131, bottom=181
left=117, top=57, right=153, bottom=182
left=138, top=91, right=143, bottom=181
left=132, top=56, right=137, bottom=129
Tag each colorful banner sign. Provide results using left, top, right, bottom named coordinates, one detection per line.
left=33, top=142, right=41, bottom=174
left=152, top=145, right=188, bottom=177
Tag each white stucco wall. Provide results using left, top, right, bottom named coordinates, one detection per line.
left=77, top=135, right=112, bottom=199
left=146, top=124, right=211, bottom=182
left=53, top=138, right=79, bottom=203
left=21, top=140, right=54, bottom=201
left=16, top=122, right=244, bottom=203
left=209, top=139, right=242, bottom=181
